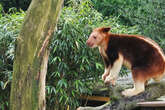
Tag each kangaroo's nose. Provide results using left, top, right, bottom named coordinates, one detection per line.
left=86, top=40, right=90, bottom=46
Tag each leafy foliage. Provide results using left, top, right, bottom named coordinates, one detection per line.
left=47, top=1, right=102, bottom=109
left=0, top=0, right=31, bottom=12
left=92, top=0, right=165, bottom=51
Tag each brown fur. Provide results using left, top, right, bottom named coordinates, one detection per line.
left=109, top=34, right=165, bottom=83
left=87, top=27, right=165, bottom=96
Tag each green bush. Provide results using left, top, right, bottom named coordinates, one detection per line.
left=126, top=0, right=165, bottom=50
left=0, top=0, right=31, bottom=12
left=92, top=0, right=165, bottom=51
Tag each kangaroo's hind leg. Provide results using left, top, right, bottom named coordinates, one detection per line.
left=122, top=68, right=148, bottom=97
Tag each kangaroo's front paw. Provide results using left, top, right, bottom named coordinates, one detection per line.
left=104, top=76, right=116, bottom=85
left=102, top=73, right=109, bottom=81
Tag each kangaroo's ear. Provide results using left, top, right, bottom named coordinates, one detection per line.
left=100, top=27, right=111, bottom=33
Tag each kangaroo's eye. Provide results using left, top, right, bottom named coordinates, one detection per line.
left=93, top=36, right=96, bottom=39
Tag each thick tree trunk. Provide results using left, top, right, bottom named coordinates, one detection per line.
left=78, top=81, right=165, bottom=110
left=10, top=0, right=63, bottom=110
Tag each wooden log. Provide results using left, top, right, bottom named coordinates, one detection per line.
left=80, top=95, right=110, bottom=102
left=137, top=101, right=165, bottom=107
left=77, top=80, right=165, bottom=110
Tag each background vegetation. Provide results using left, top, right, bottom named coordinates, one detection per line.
left=0, top=0, right=164, bottom=109
left=0, top=0, right=31, bottom=12
left=92, top=0, right=165, bottom=50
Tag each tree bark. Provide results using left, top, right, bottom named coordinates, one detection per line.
left=10, top=0, right=63, bottom=110
left=77, top=81, right=165, bottom=110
